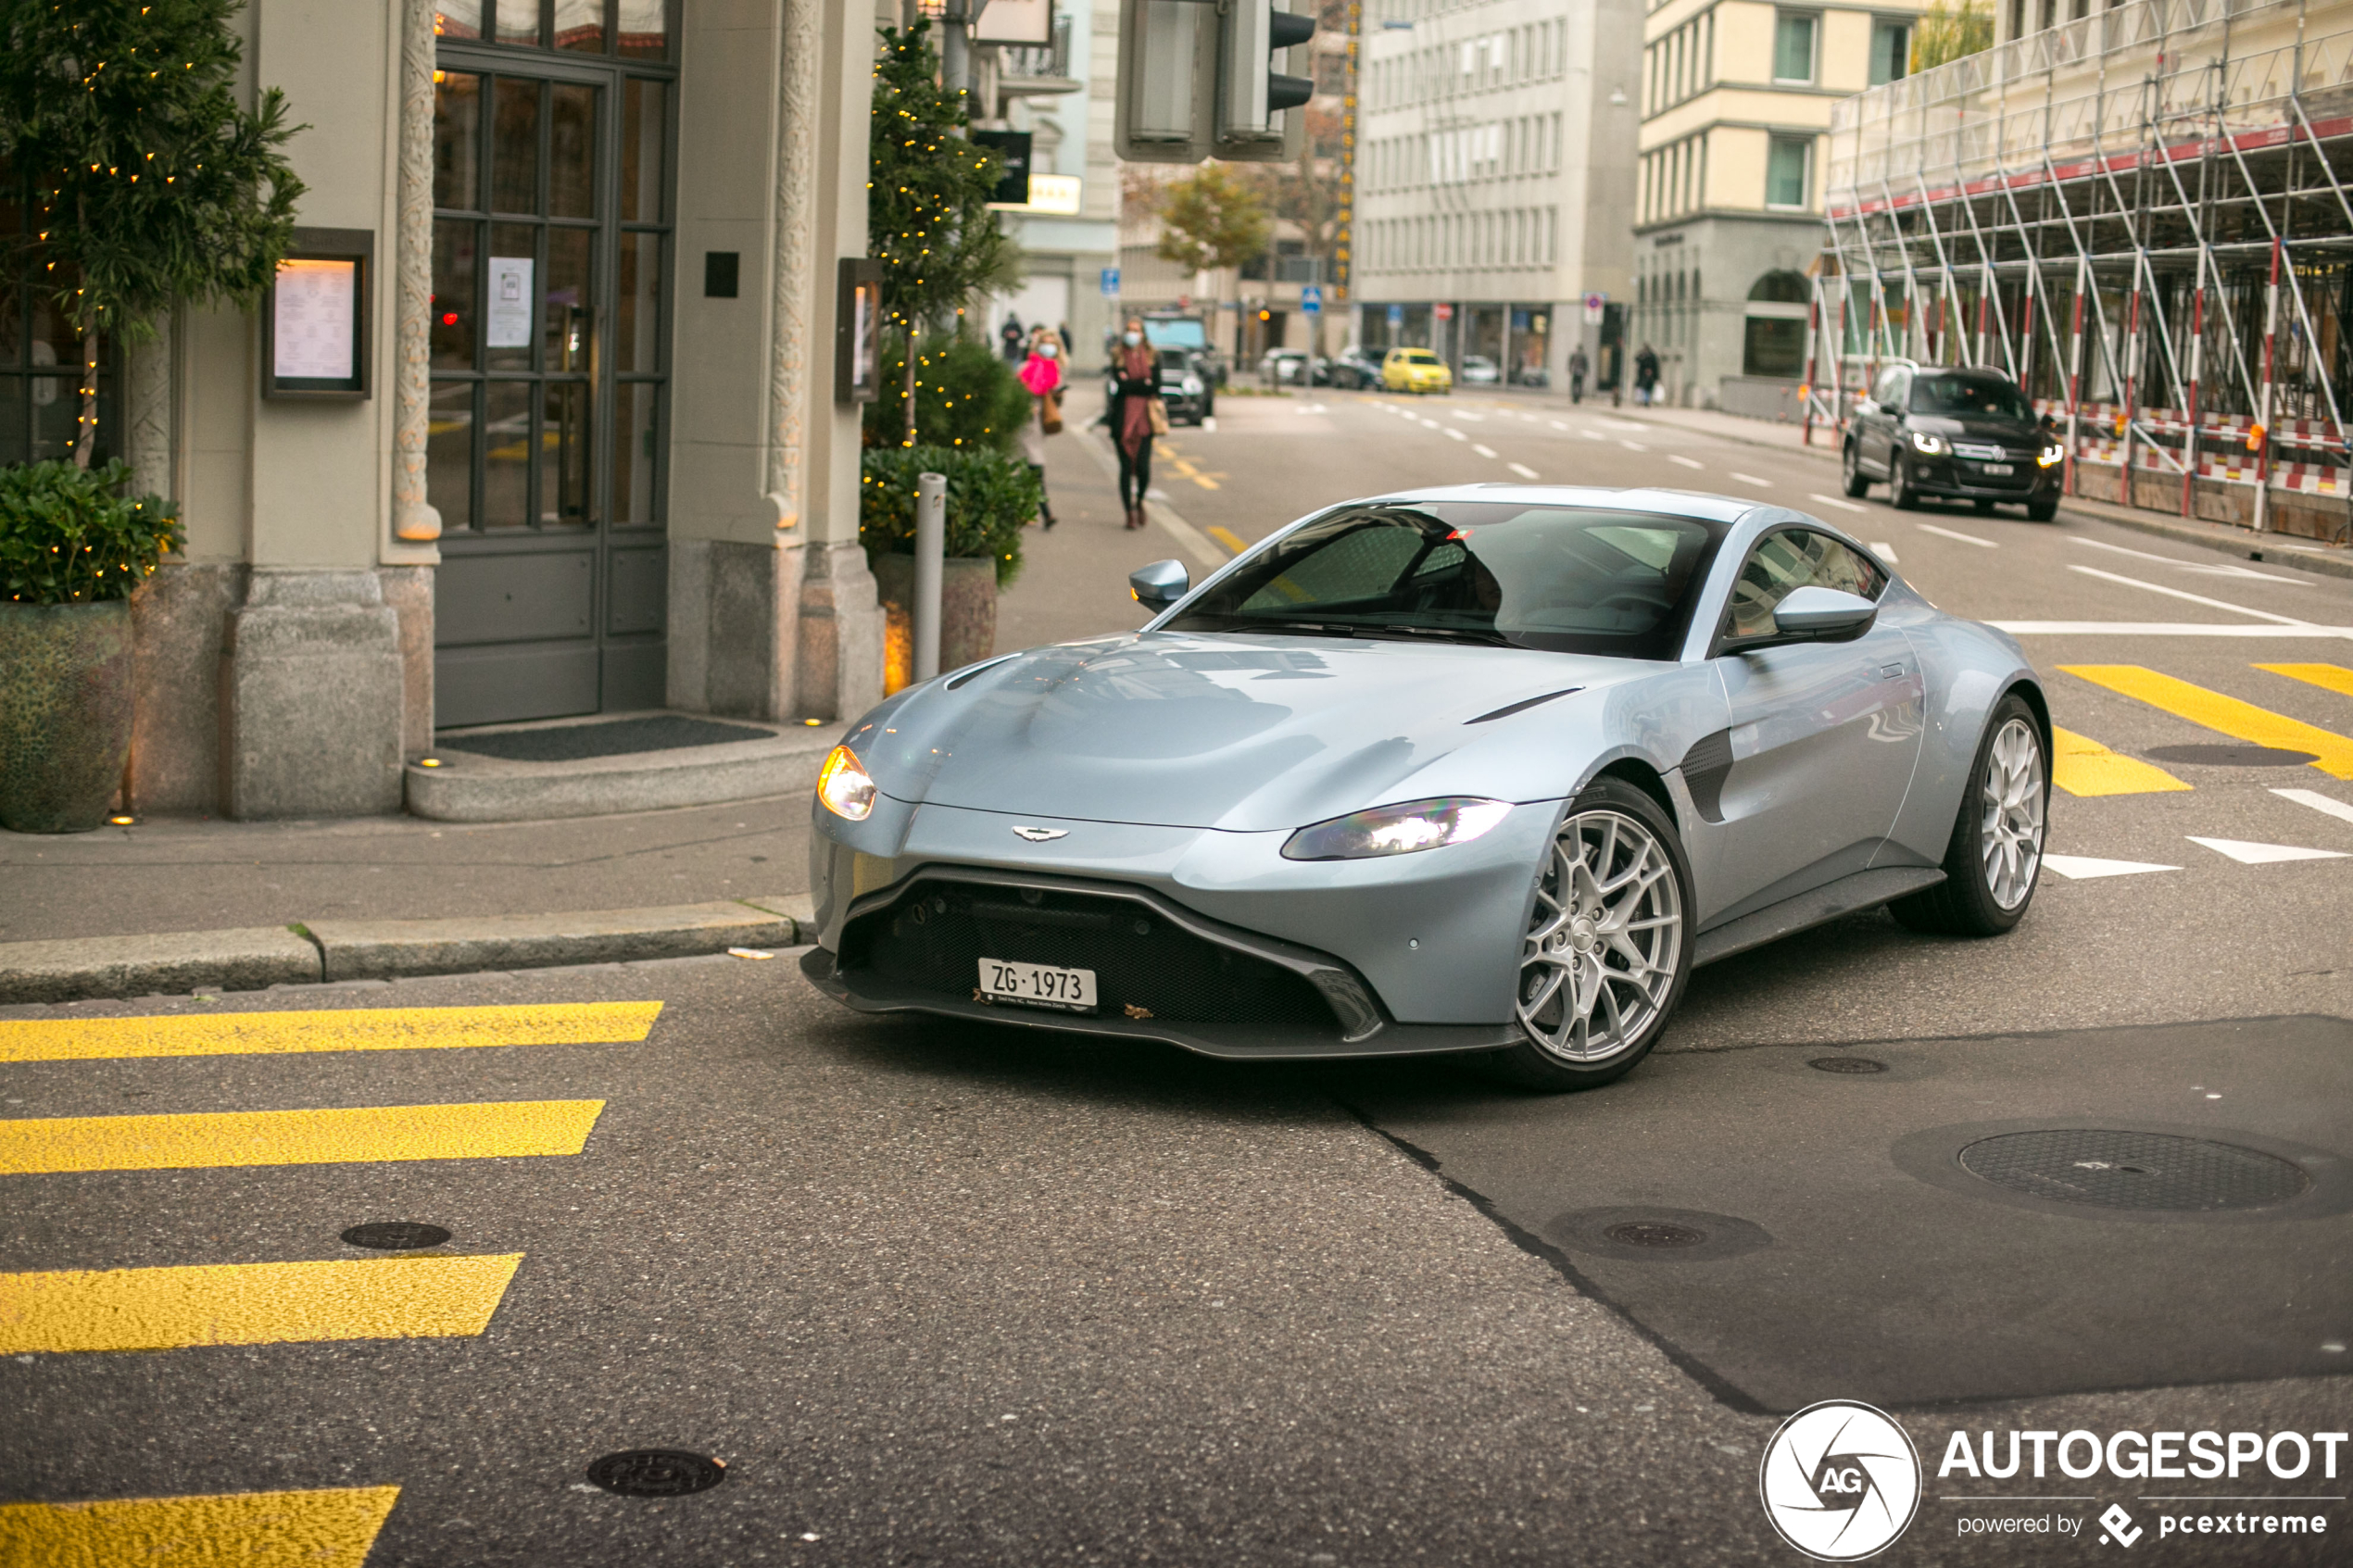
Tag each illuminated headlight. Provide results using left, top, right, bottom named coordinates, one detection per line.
left=1910, top=430, right=1948, bottom=455
left=816, top=745, right=876, bottom=821
left=1281, top=797, right=1514, bottom=861
left=2038, top=443, right=2066, bottom=467
left=1182, top=376, right=1203, bottom=395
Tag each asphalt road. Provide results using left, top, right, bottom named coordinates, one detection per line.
left=4, top=390, right=2350, bottom=1565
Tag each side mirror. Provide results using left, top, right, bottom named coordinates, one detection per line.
left=1772, top=585, right=1880, bottom=641
left=1129, top=558, right=1189, bottom=611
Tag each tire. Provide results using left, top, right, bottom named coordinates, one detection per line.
left=1891, top=693, right=2048, bottom=937
left=2026, top=497, right=2057, bottom=521
left=1483, top=777, right=1693, bottom=1092
left=1890, top=456, right=1920, bottom=510
left=1973, top=498, right=1995, bottom=514
left=1842, top=442, right=1870, bottom=497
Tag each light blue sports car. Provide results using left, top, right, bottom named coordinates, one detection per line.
left=801, top=486, right=2049, bottom=1089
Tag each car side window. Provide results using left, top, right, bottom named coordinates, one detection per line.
left=1871, top=367, right=1906, bottom=408
left=1721, top=530, right=1889, bottom=642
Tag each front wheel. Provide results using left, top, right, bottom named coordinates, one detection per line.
left=1890, top=457, right=1921, bottom=510
left=1891, top=694, right=2048, bottom=936
left=1485, top=777, right=1692, bottom=1092
left=2026, top=496, right=2057, bottom=521
left=1842, top=442, right=1870, bottom=497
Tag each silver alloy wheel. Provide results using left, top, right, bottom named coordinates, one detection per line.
left=1981, top=716, right=2047, bottom=910
left=1517, top=809, right=1684, bottom=1062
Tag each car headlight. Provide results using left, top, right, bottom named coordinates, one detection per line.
left=2039, top=442, right=2066, bottom=467
left=1182, top=376, right=1203, bottom=395
left=816, top=745, right=876, bottom=821
left=1281, top=797, right=1514, bottom=861
left=1910, top=430, right=1948, bottom=455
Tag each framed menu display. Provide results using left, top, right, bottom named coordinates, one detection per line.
left=263, top=228, right=372, bottom=399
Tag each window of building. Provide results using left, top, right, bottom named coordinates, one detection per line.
left=1766, top=135, right=1810, bottom=207
left=1870, top=19, right=1910, bottom=84
left=1773, top=12, right=1817, bottom=82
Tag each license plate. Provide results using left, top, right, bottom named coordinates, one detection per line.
left=1978, top=462, right=2013, bottom=475
left=977, top=958, right=1097, bottom=1012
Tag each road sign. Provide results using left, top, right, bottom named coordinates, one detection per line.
left=1387, top=304, right=1403, bottom=328
left=1434, top=302, right=1453, bottom=321
left=1583, top=291, right=1606, bottom=325
left=1301, top=285, right=1322, bottom=315
left=1101, top=268, right=1120, bottom=296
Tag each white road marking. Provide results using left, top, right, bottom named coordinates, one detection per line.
left=1473, top=444, right=1498, bottom=458
left=2041, top=854, right=2180, bottom=880
left=1200, top=417, right=1217, bottom=432
left=1600, top=419, right=1650, bottom=431
left=1670, top=455, right=1705, bottom=470
left=1732, top=472, right=1770, bottom=486
left=1581, top=430, right=1606, bottom=441
left=1808, top=493, right=1869, bottom=513
left=2273, top=787, right=2353, bottom=826
left=1299, top=404, right=1327, bottom=414
left=2073, top=536, right=2295, bottom=583
left=1869, top=541, right=1899, bottom=563
left=1548, top=420, right=1570, bottom=431
left=1450, top=409, right=1486, bottom=421
left=1508, top=462, right=1540, bottom=479
left=1444, top=427, right=1468, bottom=442
left=1620, top=439, right=1649, bottom=451
left=1990, top=621, right=2353, bottom=637
left=1420, top=418, right=1443, bottom=430
left=1917, top=522, right=1999, bottom=547
left=2066, top=565, right=2314, bottom=627
left=2187, top=836, right=2349, bottom=864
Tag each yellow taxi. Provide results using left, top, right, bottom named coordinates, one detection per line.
left=1381, top=346, right=1453, bottom=395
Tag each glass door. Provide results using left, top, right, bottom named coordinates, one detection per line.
left=430, top=3, right=673, bottom=730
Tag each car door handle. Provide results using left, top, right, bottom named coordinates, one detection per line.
left=1881, top=664, right=1906, bottom=679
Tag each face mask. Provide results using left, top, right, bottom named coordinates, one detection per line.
left=1124, top=332, right=1142, bottom=345
left=1039, top=343, right=1057, bottom=358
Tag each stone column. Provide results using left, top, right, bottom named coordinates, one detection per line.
left=222, top=571, right=407, bottom=819
left=392, top=0, right=442, bottom=546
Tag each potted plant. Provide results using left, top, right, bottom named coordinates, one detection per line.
left=0, top=460, right=182, bottom=832
left=859, top=445, right=1036, bottom=690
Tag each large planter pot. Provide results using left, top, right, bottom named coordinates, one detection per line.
left=0, top=600, right=134, bottom=834
left=870, top=553, right=998, bottom=694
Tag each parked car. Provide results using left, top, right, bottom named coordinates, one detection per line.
left=1141, top=312, right=1227, bottom=388
left=1460, top=355, right=1502, bottom=385
left=1259, top=349, right=1311, bottom=385
left=1323, top=346, right=1383, bottom=389
left=1382, top=346, right=1453, bottom=395
left=1156, top=348, right=1214, bottom=424
left=1843, top=363, right=2062, bottom=521
left=803, top=488, right=2049, bottom=1091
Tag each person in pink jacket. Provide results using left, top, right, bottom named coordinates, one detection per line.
left=1016, top=326, right=1063, bottom=530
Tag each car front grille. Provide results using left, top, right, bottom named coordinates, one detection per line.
left=840, top=878, right=1343, bottom=1032
left=1951, top=441, right=2007, bottom=460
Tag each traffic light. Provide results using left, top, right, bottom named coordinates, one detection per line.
left=1115, top=0, right=1315, bottom=166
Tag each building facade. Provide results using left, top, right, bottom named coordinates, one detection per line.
left=1351, top=0, right=1642, bottom=389
left=19, top=0, right=887, bottom=820
left=1821, top=0, right=2353, bottom=539
left=1631, top=0, right=1927, bottom=415
left=982, top=2, right=1122, bottom=361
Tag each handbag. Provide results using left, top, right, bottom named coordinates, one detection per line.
left=1040, top=391, right=1063, bottom=435
left=1147, top=395, right=1170, bottom=436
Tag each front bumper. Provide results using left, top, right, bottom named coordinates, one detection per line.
left=1903, top=455, right=2059, bottom=501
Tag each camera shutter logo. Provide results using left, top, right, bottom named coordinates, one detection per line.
left=1758, top=1399, right=1922, bottom=1561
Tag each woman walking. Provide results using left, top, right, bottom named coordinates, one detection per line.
left=1107, top=317, right=1160, bottom=529
left=1016, top=326, right=1063, bottom=529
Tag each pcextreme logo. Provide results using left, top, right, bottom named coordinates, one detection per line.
left=1759, top=1400, right=1924, bottom=1561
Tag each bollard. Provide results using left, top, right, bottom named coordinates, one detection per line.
left=914, top=470, right=946, bottom=682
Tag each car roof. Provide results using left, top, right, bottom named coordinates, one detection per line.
left=1347, top=483, right=1763, bottom=525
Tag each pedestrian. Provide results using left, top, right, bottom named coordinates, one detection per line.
left=1000, top=314, right=1026, bottom=362
left=1017, top=326, right=1063, bottom=530
left=1567, top=345, right=1590, bottom=405
left=1107, top=315, right=1162, bottom=530
left=1634, top=344, right=1660, bottom=407
left=1057, top=321, right=1073, bottom=356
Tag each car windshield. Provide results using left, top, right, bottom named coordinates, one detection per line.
left=1144, top=319, right=1207, bottom=350
left=1401, top=351, right=1438, bottom=364
left=1163, top=502, right=1729, bottom=659
left=1910, top=373, right=2034, bottom=420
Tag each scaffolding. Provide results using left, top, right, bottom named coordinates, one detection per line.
left=1816, top=0, right=2353, bottom=539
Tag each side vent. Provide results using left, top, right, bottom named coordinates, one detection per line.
left=1466, top=686, right=1584, bottom=724
left=1680, top=728, right=1735, bottom=824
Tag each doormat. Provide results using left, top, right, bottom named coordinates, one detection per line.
left=437, top=715, right=779, bottom=762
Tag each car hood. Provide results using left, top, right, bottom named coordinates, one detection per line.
left=849, top=632, right=1660, bottom=833
left=1911, top=414, right=2047, bottom=444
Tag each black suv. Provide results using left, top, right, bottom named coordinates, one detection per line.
left=1843, top=364, right=2063, bottom=521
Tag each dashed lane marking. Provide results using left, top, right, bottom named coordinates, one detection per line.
left=0, top=1099, right=606, bottom=1175
left=2057, top=665, right=2353, bottom=779
left=1508, top=462, right=1540, bottom=479
left=0, top=1002, right=662, bottom=1064
left=2067, top=566, right=2312, bottom=626
left=1732, top=472, right=1769, bottom=485
left=1580, top=430, right=1605, bottom=441
left=1670, top=455, right=1705, bottom=469
left=1548, top=420, right=1569, bottom=431
left=1809, top=493, right=1869, bottom=514
left=2041, top=854, right=2180, bottom=880
left=1992, top=621, right=2353, bottom=638
left=1206, top=525, right=1249, bottom=556
left=2051, top=726, right=2192, bottom=797
left=2073, top=535, right=2298, bottom=583
left=2187, top=836, right=2349, bottom=864
left=2258, top=662, right=2353, bottom=698
left=1869, top=541, right=1898, bottom=563
left=2273, top=787, right=2353, bottom=825
left=0, top=1486, right=401, bottom=1568
left=1917, top=522, right=1999, bottom=547
left=1443, top=427, right=1467, bottom=442
left=1619, top=439, right=1649, bottom=451
left=0, top=1255, right=525, bottom=1353
left=1472, top=443, right=1499, bottom=458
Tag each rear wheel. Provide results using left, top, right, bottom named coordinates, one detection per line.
left=1842, top=443, right=1870, bottom=497
left=1485, top=778, right=1692, bottom=1091
left=1891, top=694, right=2048, bottom=936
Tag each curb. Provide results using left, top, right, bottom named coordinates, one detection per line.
left=406, top=726, right=846, bottom=822
left=0, top=895, right=813, bottom=1006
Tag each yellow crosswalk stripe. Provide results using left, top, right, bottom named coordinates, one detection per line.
left=1206, top=525, right=1249, bottom=555
left=2057, top=665, right=2353, bottom=780
left=0, top=1486, right=400, bottom=1568
left=2257, top=661, right=2353, bottom=700
left=0, top=1000, right=661, bottom=1064
left=0, top=1099, right=605, bottom=1175
left=2051, top=726, right=2192, bottom=797
left=0, top=1255, right=523, bottom=1353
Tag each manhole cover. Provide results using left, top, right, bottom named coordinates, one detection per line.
left=2143, top=744, right=2320, bottom=768
left=1602, top=1221, right=1706, bottom=1248
left=1809, top=1056, right=1888, bottom=1074
left=1959, top=1130, right=2309, bottom=1210
left=585, top=1450, right=727, bottom=1497
left=340, top=1223, right=451, bottom=1250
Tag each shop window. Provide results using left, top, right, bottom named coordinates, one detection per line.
left=0, top=170, right=119, bottom=468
